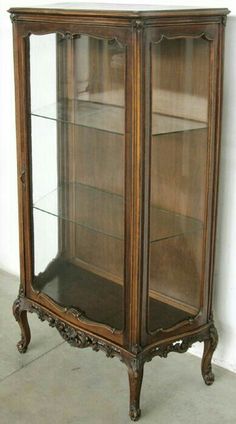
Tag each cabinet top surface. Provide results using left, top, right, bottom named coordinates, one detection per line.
left=9, top=2, right=229, bottom=18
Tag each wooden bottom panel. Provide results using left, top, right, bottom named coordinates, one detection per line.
left=32, top=257, right=194, bottom=333
left=33, top=208, right=201, bottom=330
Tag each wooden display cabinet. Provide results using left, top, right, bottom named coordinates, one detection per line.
left=9, top=4, right=229, bottom=421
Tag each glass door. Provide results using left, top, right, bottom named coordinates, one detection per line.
left=29, top=32, right=126, bottom=331
left=148, top=35, right=211, bottom=333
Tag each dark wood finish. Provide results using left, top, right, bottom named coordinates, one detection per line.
left=9, top=4, right=229, bottom=421
left=32, top=256, right=193, bottom=332
left=201, top=324, right=219, bottom=385
left=127, top=360, right=144, bottom=421
left=13, top=287, right=31, bottom=353
left=9, top=4, right=229, bottom=19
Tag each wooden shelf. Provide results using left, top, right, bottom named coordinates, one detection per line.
left=33, top=257, right=194, bottom=331
left=33, top=182, right=203, bottom=243
left=31, top=99, right=207, bottom=136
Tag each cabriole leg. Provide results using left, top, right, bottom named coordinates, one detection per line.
left=127, top=359, right=144, bottom=421
left=201, top=324, right=218, bottom=385
left=13, top=291, right=31, bottom=353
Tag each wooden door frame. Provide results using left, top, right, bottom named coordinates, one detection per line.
left=140, top=22, right=225, bottom=346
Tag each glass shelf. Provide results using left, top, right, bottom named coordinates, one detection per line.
left=31, top=99, right=207, bottom=136
left=33, top=182, right=203, bottom=243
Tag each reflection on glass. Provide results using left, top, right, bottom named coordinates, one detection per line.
left=30, top=34, right=125, bottom=330
left=149, top=38, right=210, bottom=332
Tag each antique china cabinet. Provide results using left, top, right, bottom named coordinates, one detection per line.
left=10, top=3, right=229, bottom=421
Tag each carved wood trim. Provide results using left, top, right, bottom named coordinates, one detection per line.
left=13, top=21, right=129, bottom=47
left=30, top=303, right=121, bottom=355
left=153, top=32, right=215, bottom=45
left=222, top=16, right=227, bottom=26
left=14, top=291, right=216, bottom=368
left=16, top=290, right=124, bottom=359
left=143, top=326, right=214, bottom=364
left=10, top=13, right=17, bottom=23
left=23, top=30, right=126, bottom=48
left=132, top=19, right=145, bottom=31
left=12, top=285, right=25, bottom=320
left=20, top=30, right=126, bottom=50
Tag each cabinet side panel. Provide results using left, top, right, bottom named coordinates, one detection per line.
left=145, top=26, right=219, bottom=338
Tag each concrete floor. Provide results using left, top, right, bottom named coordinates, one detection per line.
left=0, top=269, right=235, bottom=424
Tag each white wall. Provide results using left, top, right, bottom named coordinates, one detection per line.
left=189, top=12, right=236, bottom=372
left=0, top=0, right=236, bottom=372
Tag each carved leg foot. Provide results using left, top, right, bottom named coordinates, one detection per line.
left=127, top=360, right=144, bottom=421
left=13, top=292, right=31, bottom=353
left=201, top=324, right=218, bottom=386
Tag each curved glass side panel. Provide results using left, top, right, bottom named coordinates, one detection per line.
left=30, top=33, right=125, bottom=331
left=148, top=37, right=210, bottom=332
